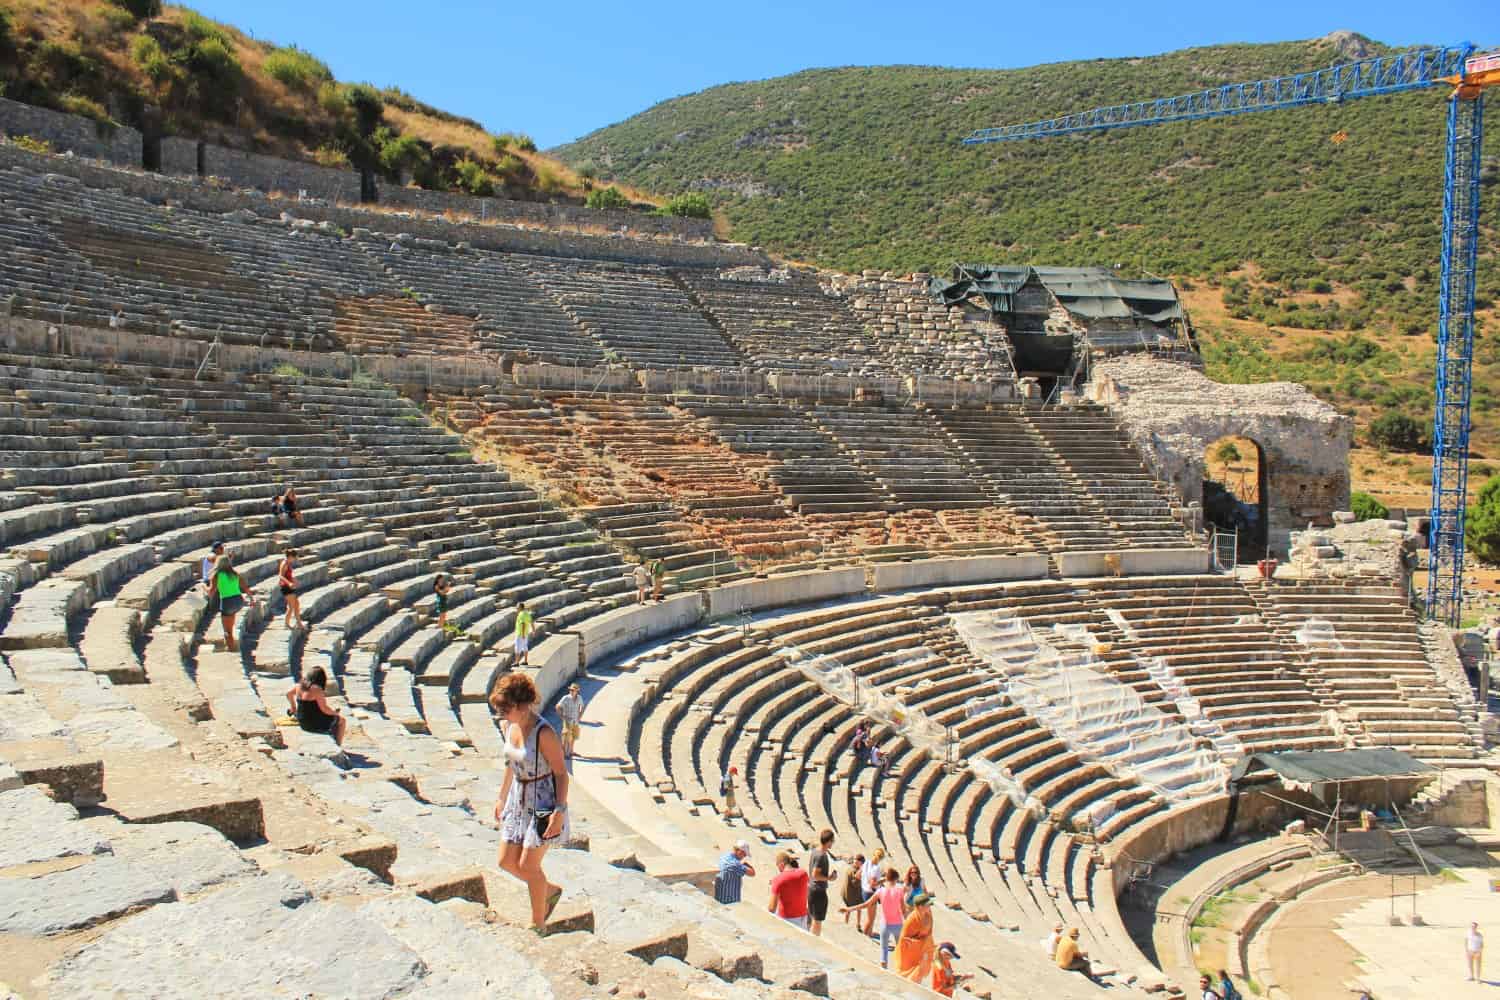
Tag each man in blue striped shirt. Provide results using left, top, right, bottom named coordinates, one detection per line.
left=714, top=840, right=756, bottom=904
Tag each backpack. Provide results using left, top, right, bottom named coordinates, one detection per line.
left=719, top=772, right=732, bottom=795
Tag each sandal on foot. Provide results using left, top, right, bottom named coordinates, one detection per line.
left=543, top=886, right=563, bottom=922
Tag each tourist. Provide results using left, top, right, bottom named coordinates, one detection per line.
left=1055, top=927, right=1101, bottom=984
left=491, top=672, right=569, bottom=931
left=278, top=548, right=304, bottom=630
left=860, top=848, right=887, bottom=935
left=273, top=485, right=304, bottom=527
left=634, top=562, right=650, bottom=605
left=842, top=867, right=904, bottom=967
left=1042, top=922, right=1063, bottom=957
left=767, top=851, right=810, bottom=930
left=556, top=682, right=584, bottom=759
left=807, top=828, right=834, bottom=936
left=1198, top=974, right=1222, bottom=999
left=1217, top=970, right=1241, bottom=1000
left=720, top=765, right=739, bottom=817
left=902, top=865, right=927, bottom=914
left=841, top=853, right=865, bottom=924
left=285, top=666, right=346, bottom=744
left=867, top=740, right=886, bottom=775
left=932, top=941, right=970, bottom=997
left=433, top=574, right=451, bottom=631
left=650, top=558, right=666, bottom=602
left=513, top=601, right=534, bottom=666
left=1469, top=921, right=1485, bottom=981
left=211, top=552, right=251, bottom=652
left=851, top=721, right=869, bottom=760
left=713, top=840, right=755, bottom=904
left=894, top=893, right=936, bottom=983
left=200, top=540, right=224, bottom=616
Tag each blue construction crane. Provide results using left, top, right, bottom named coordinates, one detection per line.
left=963, top=43, right=1500, bottom=627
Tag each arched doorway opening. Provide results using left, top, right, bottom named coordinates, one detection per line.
left=1204, top=435, right=1268, bottom=562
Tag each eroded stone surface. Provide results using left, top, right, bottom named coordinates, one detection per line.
left=0, top=786, right=110, bottom=867
left=0, top=821, right=251, bottom=935
left=45, top=875, right=428, bottom=999
left=359, top=895, right=554, bottom=998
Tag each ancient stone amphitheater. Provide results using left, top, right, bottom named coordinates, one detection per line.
left=0, top=135, right=1485, bottom=999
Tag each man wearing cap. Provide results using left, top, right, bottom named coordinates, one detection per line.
left=201, top=541, right=225, bottom=617
left=932, top=941, right=970, bottom=997
left=714, top=840, right=755, bottom=904
left=557, top=682, right=585, bottom=760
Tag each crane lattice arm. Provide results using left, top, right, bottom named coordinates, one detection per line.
left=963, top=43, right=1500, bottom=627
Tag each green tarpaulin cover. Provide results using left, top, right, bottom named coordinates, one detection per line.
left=929, top=264, right=1184, bottom=325
left=1229, top=748, right=1437, bottom=786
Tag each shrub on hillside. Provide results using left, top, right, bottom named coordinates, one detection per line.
left=111, top=0, right=162, bottom=19
left=264, top=46, right=331, bottom=92
left=1467, top=476, right=1500, bottom=564
left=1350, top=492, right=1388, bottom=522
left=660, top=192, right=711, bottom=219
left=585, top=185, right=629, bottom=211
left=131, top=34, right=174, bottom=83
left=453, top=158, right=494, bottom=196
left=378, top=132, right=430, bottom=180
left=1368, top=411, right=1428, bottom=453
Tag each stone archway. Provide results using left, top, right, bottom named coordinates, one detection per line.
left=1088, top=357, right=1351, bottom=558
left=1203, top=435, right=1269, bottom=561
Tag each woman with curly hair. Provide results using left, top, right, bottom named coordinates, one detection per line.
left=491, top=672, right=570, bottom=930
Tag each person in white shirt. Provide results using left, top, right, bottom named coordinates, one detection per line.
left=556, top=683, right=585, bottom=759
left=859, top=848, right=885, bottom=936
left=1469, top=922, right=1485, bottom=981
left=1043, top=923, right=1063, bottom=958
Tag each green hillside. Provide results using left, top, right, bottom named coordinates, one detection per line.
left=556, top=33, right=1500, bottom=469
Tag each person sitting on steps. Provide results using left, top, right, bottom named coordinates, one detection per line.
left=285, top=666, right=347, bottom=744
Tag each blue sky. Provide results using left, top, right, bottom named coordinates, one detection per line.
left=191, top=1, right=1499, bottom=148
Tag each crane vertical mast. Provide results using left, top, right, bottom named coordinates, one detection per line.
left=964, top=43, right=1499, bottom=626
left=1428, top=93, right=1484, bottom=626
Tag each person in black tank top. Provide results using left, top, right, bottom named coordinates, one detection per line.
left=285, top=667, right=346, bottom=744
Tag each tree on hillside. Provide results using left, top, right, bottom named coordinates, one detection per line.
left=1213, top=441, right=1241, bottom=465
left=1467, top=477, right=1500, bottom=564
left=1368, top=412, right=1428, bottom=453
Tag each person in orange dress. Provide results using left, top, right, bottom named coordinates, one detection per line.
left=893, top=893, right=935, bottom=983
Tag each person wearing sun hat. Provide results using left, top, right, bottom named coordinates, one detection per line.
left=894, top=892, right=936, bottom=982
left=932, top=940, right=971, bottom=996
left=713, top=839, right=755, bottom=904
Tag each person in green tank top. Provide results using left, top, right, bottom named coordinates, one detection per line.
left=513, top=601, right=534, bottom=666
left=213, top=553, right=252, bottom=652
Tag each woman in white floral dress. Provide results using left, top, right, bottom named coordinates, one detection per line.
left=491, top=672, right=570, bottom=929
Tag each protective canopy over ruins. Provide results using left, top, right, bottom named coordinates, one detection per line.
left=929, top=264, right=1186, bottom=324
left=1230, top=748, right=1436, bottom=786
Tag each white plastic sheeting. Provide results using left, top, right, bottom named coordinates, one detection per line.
left=952, top=610, right=1229, bottom=802
left=1143, top=655, right=1243, bottom=760
left=775, top=642, right=950, bottom=771
left=1293, top=618, right=1343, bottom=650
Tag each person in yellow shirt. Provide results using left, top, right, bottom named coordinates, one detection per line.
left=1055, top=927, right=1101, bottom=984
left=514, top=601, right=535, bottom=666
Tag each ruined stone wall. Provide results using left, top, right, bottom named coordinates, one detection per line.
left=373, top=182, right=714, bottom=241
left=1088, top=356, right=1351, bottom=557
left=0, top=96, right=712, bottom=242
left=159, top=136, right=200, bottom=176
left=1279, top=518, right=1418, bottom=584
left=822, top=270, right=1015, bottom=379
left=0, top=96, right=142, bottom=165
left=0, top=142, right=761, bottom=269
left=199, top=144, right=363, bottom=204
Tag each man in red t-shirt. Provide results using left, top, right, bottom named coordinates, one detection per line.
left=767, top=850, right=811, bottom=930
